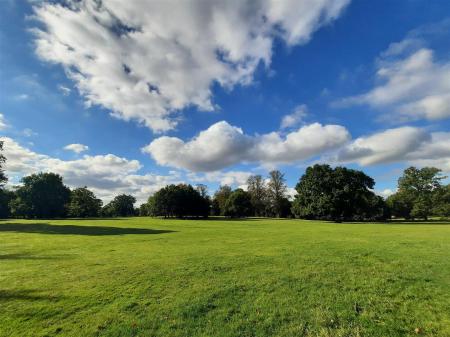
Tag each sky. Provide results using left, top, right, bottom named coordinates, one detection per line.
left=1, top=0, right=449, bottom=204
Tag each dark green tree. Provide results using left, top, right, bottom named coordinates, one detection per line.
left=0, top=189, right=14, bottom=218
left=267, top=170, right=287, bottom=218
left=67, top=187, right=102, bottom=218
left=11, top=172, right=70, bottom=218
left=432, top=184, right=450, bottom=217
left=247, top=175, right=268, bottom=217
left=102, top=194, right=136, bottom=217
left=292, top=164, right=386, bottom=221
left=223, top=188, right=253, bottom=218
left=148, top=184, right=209, bottom=218
left=212, top=185, right=232, bottom=216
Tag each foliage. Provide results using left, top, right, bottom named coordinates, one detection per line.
left=223, top=188, right=253, bottom=217
left=102, top=194, right=136, bottom=217
left=67, top=187, right=103, bottom=218
left=389, top=167, right=446, bottom=220
left=267, top=170, right=288, bottom=218
left=292, top=164, right=386, bottom=221
left=247, top=175, right=268, bottom=217
left=146, top=184, right=210, bottom=218
left=10, top=173, right=70, bottom=218
left=0, top=188, right=14, bottom=218
left=212, top=185, right=232, bottom=216
left=432, top=184, right=450, bottom=217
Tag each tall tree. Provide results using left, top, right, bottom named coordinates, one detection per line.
left=103, top=194, right=136, bottom=217
left=0, top=140, right=7, bottom=186
left=12, top=172, right=70, bottom=218
left=148, top=184, right=209, bottom=218
left=67, top=187, right=103, bottom=218
left=247, top=175, right=267, bottom=217
left=267, top=170, right=287, bottom=218
left=213, top=185, right=232, bottom=216
left=292, top=164, right=386, bottom=221
left=223, top=189, right=253, bottom=218
left=394, top=167, right=446, bottom=220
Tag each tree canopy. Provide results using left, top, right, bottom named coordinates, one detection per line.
left=223, top=188, right=253, bottom=218
left=68, top=187, right=103, bottom=218
left=146, top=184, right=210, bottom=218
left=102, top=194, right=136, bottom=217
left=11, top=172, right=70, bottom=218
left=292, top=164, right=387, bottom=221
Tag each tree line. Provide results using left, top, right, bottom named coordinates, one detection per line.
left=0, top=140, right=448, bottom=220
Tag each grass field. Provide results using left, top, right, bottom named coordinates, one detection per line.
left=1, top=218, right=449, bottom=337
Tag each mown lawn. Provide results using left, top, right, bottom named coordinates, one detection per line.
left=0, top=218, right=449, bottom=337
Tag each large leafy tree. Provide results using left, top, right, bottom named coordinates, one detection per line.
left=212, top=185, right=232, bottom=216
left=247, top=175, right=267, bottom=217
left=432, top=184, right=450, bottom=217
left=292, top=164, right=386, bottom=221
left=223, top=188, right=253, bottom=218
left=12, top=172, right=70, bottom=218
left=267, top=170, right=287, bottom=218
left=147, top=184, right=209, bottom=218
left=389, top=167, right=446, bottom=220
left=67, top=187, right=103, bottom=218
left=102, top=194, right=136, bottom=217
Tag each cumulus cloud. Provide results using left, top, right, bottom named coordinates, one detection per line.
left=58, top=85, right=71, bottom=96
left=336, top=128, right=450, bottom=172
left=188, top=170, right=253, bottom=187
left=31, top=0, right=350, bottom=132
left=64, top=143, right=89, bottom=154
left=340, top=41, right=450, bottom=121
left=143, top=121, right=350, bottom=171
left=0, top=137, right=181, bottom=203
left=280, top=104, right=308, bottom=129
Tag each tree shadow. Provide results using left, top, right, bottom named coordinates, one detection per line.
left=0, top=289, right=61, bottom=302
left=0, top=223, right=176, bottom=236
left=0, top=252, right=71, bottom=260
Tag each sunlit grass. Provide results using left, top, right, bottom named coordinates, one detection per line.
left=1, top=217, right=449, bottom=337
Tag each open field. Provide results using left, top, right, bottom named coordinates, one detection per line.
left=1, top=218, right=449, bottom=337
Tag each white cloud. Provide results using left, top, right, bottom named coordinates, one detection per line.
left=143, top=120, right=350, bottom=171
left=22, top=128, right=37, bottom=137
left=376, top=189, right=396, bottom=199
left=31, top=0, right=350, bottom=132
left=58, top=85, right=71, bottom=96
left=337, top=127, right=430, bottom=165
left=64, top=143, right=89, bottom=154
left=0, top=113, right=8, bottom=130
left=189, top=170, right=253, bottom=187
left=336, top=128, right=450, bottom=173
left=0, top=136, right=180, bottom=204
left=280, top=104, right=308, bottom=129
left=340, top=45, right=450, bottom=121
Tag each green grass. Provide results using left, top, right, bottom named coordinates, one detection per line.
left=1, top=218, right=449, bottom=337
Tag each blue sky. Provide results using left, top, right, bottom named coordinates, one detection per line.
left=1, top=0, right=449, bottom=203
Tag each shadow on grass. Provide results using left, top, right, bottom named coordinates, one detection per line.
left=0, top=223, right=176, bottom=236
left=0, top=289, right=60, bottom=302
left=0, top=252, right=71, bottom=260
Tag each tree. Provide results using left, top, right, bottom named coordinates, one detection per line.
left=67, top=187, right=102, bottom=218
left=0, top=140, right=7, bottom=186
left=212, top=185, right=232, bottom=216
left=223, top=189, right=253, bottom=217
left=267, top=170, right=287, bottom=218
left=396, top=167, right=446, bottom=220
left=247, top=175, right=267, bottom=217
left=387, top=167, right=446, bottom=220
left=0, top=189, right=14, bottom=218
left=102, top=194, right=136, bottom=217
left=11, top=172, right=70, bottom=218
left=147, top=184, right=210, bottom=218
left=432, top=184, right=450, bottom=217
left=292, top=164, right=386, bottom=221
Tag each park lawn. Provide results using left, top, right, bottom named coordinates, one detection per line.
left=0, top=218, right=449, bottom=337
